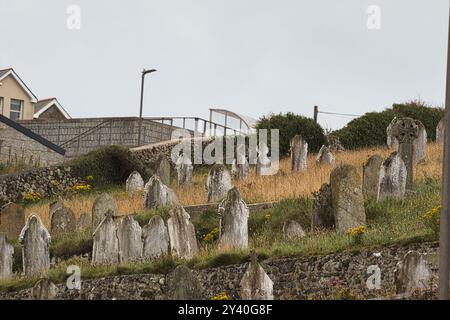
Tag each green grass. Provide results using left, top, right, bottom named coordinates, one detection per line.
left=1, top=178, right=442, bottom=293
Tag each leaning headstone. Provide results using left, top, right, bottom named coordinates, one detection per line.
left=311, top=183, right=334, bottom=229
left=19, top=215, right=51, bottom=276
left=143, top=175, right=179, bottom=209
left=282, top=220, right=306, bottom=239
left=362, top=154, right=383, bottom=200
left=167, top=206, right=198, bottom=259
left=206, top=164, right=233, bottom=203
left=31, top=278, right=58, bottom=300
left=0, top=202, right=25, bottom=240
left=290, top=135, right=308, bottom=172
left=156, top=154, right=171, bottom=186
left=240, top=253, right=273, bottom=300
left=256, top=142, right=272, bottom=176
left=126, top=171, right=144, bottom=196
left=0, top=233, right=14, bottom=280
left=394, top=251, right=432, bottom=298
left=436, top=118, right=445, bottom=144
left=387, top=117, right=420, bottom=190
left=117, top=215, right=142, bottom=263
left=316, top=145, right=335, bottom=166
left=76, top=212, right=90, bottom=231
left=218, top=188, right=249, bottom=250
left=92, top=193, right=118, bottom=229
left=175, top=153, right=193, bottom=186
left=92, top=216, right=119, bottom=265
left=142, top=215, right=169, bottom=260
left=414, top=121, right=427, bottom=162
left=51, top=207, right=77, bottom=236
left=378, top=152, right=407, bottom=200
left=330, top=165, right=366, bottom=234
left=167, top=265, right=204, bottom=300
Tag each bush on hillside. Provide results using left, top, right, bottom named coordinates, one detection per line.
left=333, top=100, right=444, bottom=150
left=69, top=145, right=150, bottom=187
left=256, top=112, right=326, bottom=157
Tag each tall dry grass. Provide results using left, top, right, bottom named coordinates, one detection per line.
left=25, top=143, right=444, bottom=229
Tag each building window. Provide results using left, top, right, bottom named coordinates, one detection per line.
left=0, top=97, right=3, bottom=116
left=10, top=99, right=23, bottom=121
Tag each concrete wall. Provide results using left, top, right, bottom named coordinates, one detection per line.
left=0, top=121, right=64, bottom=167
left=0, top=74, right=35, bottom=120
left=19, top=117, right=178, bottom=158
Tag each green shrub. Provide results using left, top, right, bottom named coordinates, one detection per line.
left=256, top=112, right=326, bottom=157
left=69, top=145, right=151, bottom=187
left=334, top=100, right=444, bottom=150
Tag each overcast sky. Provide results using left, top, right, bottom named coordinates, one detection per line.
left=0, top=0, right=448, bottom=129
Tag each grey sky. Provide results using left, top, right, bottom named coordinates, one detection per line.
left=0, top=0, right=448, bottom=129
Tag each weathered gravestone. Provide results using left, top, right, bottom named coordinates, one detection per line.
left=49, top=199, right=64, bottom=218
left=436, top=118, right=445, bottom=144
left=330, top=165, right=366, bottom=234
left=51, top=207, right=76, bottom=236
left=0, top=202, right=25, bottom=240
left=231, top=157, right=250, bottom=180
left=31, top=278, right=58, bottom=300
left=175, top=153, right=193, bottom=186
left=77, top=212, right=90, bottom=231
left=206, top=164, right=233, bottom=203
left=394, top=250, right=432, bottom=298
left=240, top=252, right=273, bottom=300
left=167, top=205, right=198, bottom=259
left=316, top=145, right=335, bottom=166
left=126, top=171, right=144, bottom=196
left=232, top=144, right=249, bottom=180
left=415, top=121, right=427, bottom=162
left=143, top=175, right=179, bottom=209
left=218, top=187, right=249, bottom=250
left=0, top=233, right=14, bottom=280
left=92, top=193, right=118, bottom=229
left=282, top=220, right=306, bottom=239
left=256, top=142, right=272, bottom=176
left=156, top=154, right=171, bottom=186
left=290, top=135, right=308, bottom=172
left=311, top=183, right=334, bottom=229
left=387, top=117, right=420, bottom=190
left=19, top=215, right=51, bottom=276
left=167, top=265, right=204, bottom=300
left=362, top=154, right=383, bottom=201
left=92, top=216, right=119, bottom=265
left=142, top=215, right=169, bottom=259
left=117, top=215, right=142, bottom=263
left=378, top=152, right=407, bottom=200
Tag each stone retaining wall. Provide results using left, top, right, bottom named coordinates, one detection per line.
left=0, top=242, right=439, bottom=300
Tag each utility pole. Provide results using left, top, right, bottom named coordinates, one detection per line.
left=439, top=5, right=450, bottom=300
left=137, top=68, right=157, bottom=147
left=313, top=105, right=319, bottom=123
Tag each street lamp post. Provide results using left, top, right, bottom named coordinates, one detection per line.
left=137, top=68, right=157, bottom=147
left=440, top=6, right=450, bottom=300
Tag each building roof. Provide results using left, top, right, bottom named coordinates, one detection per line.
left=209, top=108, right=257, bottom=130
left=0, top=68, right=38, bottom=103
left=34, top=97, right=71, bottom=119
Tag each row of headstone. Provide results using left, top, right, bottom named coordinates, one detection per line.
left=362, top=152, right=407, bottom=201
left=312, top=164, right=366, bottom=233
left=168, top=253, right=273, bottom=300
left=92, top=205, right=199, bottom=265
